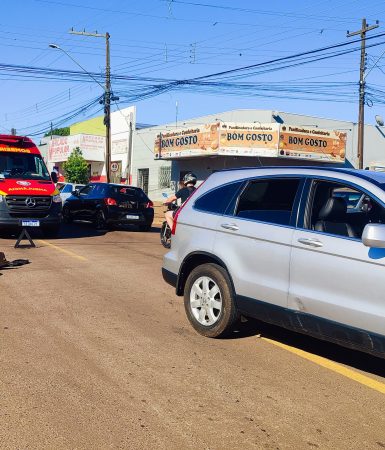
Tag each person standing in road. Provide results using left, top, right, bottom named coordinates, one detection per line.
left=51, top=166, right=59, bottom=184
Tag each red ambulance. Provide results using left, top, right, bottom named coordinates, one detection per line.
left=0, top=135, right=62, bottom=237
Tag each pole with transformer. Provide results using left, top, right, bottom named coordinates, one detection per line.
left=105, top=32, right=111, bottom=183
left=347, top=19, right=379, bottom=169
left=69, top=29, right=113, bottom=183
left=126, top=113, right=133, bottom=185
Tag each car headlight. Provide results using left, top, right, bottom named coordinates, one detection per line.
left=52, top=194, right=62, bottom=203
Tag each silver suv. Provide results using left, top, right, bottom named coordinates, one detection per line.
left=162, top=167, right=385, bottom=359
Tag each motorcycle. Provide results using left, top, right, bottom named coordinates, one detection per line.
left=160, top=193, right=178, bottom=248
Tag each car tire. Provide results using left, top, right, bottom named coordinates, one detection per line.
left=62, top=206, right=72, bottom=224
left=160, top=222, right=171, bottom=248
left=95, top=210, right=107, bottom=230
left=184, top=263, right=238, bottom=338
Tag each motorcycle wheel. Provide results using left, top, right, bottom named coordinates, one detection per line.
left=160, top=221, right=171, bottom=248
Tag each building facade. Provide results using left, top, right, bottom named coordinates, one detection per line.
left=43, top=107, right=385, bottom=201
left=45, top=106, right=136, bottom=183
left=131, top=109, right=385, bottom=201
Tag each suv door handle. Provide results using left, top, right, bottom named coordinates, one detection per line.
left=221, top=223, right=239, bottom=231
left=297, top=238, right=323, bottom=248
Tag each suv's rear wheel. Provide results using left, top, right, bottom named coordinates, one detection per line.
left=184, top=263, right=238, bottom=338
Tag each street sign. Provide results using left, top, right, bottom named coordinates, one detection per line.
left=111, top=162, right=119, bottom=172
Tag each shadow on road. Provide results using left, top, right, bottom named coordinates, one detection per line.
left=51, top=223, right=161, bottom=240
left=1, top=223, right=162, bottom=243
left=229, top=318, right=385, bottom=378
left=54, top=222, right=107, bottom=240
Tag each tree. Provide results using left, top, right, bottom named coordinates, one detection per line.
left=63, top=147, right=89, bottom=184
left=44, top=127, right=70, bottom=137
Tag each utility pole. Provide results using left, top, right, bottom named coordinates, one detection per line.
left=105, top=32, right=111, bottom=184
left=126, top=112, right=134, bottom=185
left=347, top=19, right=379, bottom=169
left=69, top=29, right=113, bottom=183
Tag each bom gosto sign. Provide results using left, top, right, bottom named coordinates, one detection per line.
left=154, top=122, right=346, bottom=163
left=278, top=125, right=347, bottom=162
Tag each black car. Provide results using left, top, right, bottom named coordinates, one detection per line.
left=62, top=183, right=154, bottom=231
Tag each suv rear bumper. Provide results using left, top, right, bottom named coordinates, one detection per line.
left=162, top=268, right=177, bottom=288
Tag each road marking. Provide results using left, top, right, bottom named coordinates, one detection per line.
left=38, top=240, right=87, bottom=261
left=262, top=337, right=385, bottom=395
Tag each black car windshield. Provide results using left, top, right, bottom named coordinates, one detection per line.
left=0, top=152, right=51, bottom=181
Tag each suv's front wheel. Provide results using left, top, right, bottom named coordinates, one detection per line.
left=184, top=263, right=238, bottom=338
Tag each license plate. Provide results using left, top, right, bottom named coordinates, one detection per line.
left=21, top=220, right=40, bottom=227
left=126, top=214, right=139, bottom=220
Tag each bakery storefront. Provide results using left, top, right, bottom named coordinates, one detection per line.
left=154, top=121, right=347, bottom=187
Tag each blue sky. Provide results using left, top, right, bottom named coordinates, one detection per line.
left=1, top=0, right=385, bottom=137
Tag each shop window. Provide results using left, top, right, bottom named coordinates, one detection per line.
left=138, top=168, right=149, bottom=194
left=159, top=166, right=171, bottom=189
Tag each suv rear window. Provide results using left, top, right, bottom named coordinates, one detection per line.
left=194, top=181, right=243, bottom=215
left=235, top=178, right=300, bottom=226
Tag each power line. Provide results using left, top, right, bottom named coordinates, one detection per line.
left=158, top=0, right=379, bottom=23
left=6, top=29, right=385, bottom=135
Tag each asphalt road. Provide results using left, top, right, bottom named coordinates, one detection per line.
left=1, top=223, right=385, bottom=449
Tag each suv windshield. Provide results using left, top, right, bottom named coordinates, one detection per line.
left=0, top=152, right=50, bottom=181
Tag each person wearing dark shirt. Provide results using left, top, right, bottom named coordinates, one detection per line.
left=164, top=173, right=197, bottom=230
left=176, top=185, right=196, bottom=203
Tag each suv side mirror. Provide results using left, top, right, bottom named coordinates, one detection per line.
left=72, top=189, right=80, bottom=196
left=362, top=223, right=385, bottom=248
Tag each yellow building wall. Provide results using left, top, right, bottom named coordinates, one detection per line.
left=70, top=116, right=105, bottom=136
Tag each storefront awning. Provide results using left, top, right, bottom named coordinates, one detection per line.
left=154, top=122, right=347, bottom=163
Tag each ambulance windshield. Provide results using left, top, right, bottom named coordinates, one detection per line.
left=0, top=152, right=51, bottom=181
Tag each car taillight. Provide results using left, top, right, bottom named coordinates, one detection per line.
left=171, top=181, right=205, bottom=235
left=104, top=197, right=117, bottom=206
left=171, top=207, right=182, bottom=235
left=146, top=201, right=153, bottom=208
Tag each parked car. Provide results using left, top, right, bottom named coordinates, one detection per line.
left=162, top=167, right=385, bottom=359
left=58, top=182, right=85, bottom=202
left=62, top=183, right=154, bottom=230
